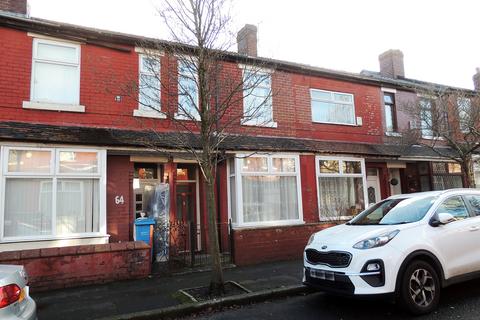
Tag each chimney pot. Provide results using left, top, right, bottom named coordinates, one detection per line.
left=473, top=68, right=480, bottom=91
left=237, top=24, right=257, bottom=57
left=379, top=49, right=405, bottom=78
left=0, top=0, right=28, bottom=15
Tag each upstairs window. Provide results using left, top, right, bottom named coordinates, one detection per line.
left=138, top=54, right=161, bottom=113
left=383, top=92, right=397, bottom=132
left=31, top=39, right=80, bottom=105
left=242, top=69, right=274, bottom=127
left=177, top=60, right=200, bottom=120
left=457, top=97, right=471, bottom=132
left=310, top=89, right=355, bottom=125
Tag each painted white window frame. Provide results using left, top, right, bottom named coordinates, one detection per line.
left=457, top=97, right=471, bottom=133
left=227, top=153, right=303, bottom=228
left=315, top=155, right=368, bottom=221
left=310, top=89, right=356, bottom=125
left=0, top=146, right=107, bottom=243
left=175, top=58, right=200, bottom=121
left=134, top=53, right=165, bottom=119
left=23, top=38, right=85, bottom=112
left=239, top=65, right=277, bottom=128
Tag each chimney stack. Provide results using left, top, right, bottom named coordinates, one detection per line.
left=379, top=49, right=405, bottom=78
left=473, top=68, right=480, bottom=91
left=0, top=0, right=28, bottom=15
left=237, top=24, right=257, bottom=57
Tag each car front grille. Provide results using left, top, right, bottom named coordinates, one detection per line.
left=305, top=249, right=352, bottom=268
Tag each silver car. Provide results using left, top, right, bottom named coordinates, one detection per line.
left=0, top=265, right=36, bottom=320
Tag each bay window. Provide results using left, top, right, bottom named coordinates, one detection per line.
left=316, top=156, right=367, bottom=220
left=1, top=146, right=106, bottom=241
left=228, top=154, right=303, bottom=226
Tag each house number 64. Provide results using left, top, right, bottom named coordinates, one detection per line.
left=115, top=195, right=124, bottom=205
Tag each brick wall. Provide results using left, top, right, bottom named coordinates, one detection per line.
left=232, top=223, right=334, bottom=266
left=107, top=155, right=134, bottom=242
left=0, top=26, right=384, bottom=145
left=0, top=241, right=151, bottom=291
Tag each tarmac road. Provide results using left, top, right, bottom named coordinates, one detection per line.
left=185, top=277, right=480, bottom=320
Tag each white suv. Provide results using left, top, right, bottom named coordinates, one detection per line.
left=303, top=189, right=480, bottom=315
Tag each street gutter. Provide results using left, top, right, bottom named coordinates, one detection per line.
left=96, top=284, right=311, bottom=320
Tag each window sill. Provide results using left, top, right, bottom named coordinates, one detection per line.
left=0, top=233, right=110, bottom=244
left=23, top=101, right=85, bottom=113
left=241, top=119, right=278, bottom=128
left=422, top=135, right=444, bottom=140
left=133, top=109, right=166, bottom=119
left=231, top=219, right=304, bottom=229
left=312, top=120, right=358, bottom=127
left=385, top=131, right=402, bottom=137
left=174, top=113, right=201, bottom=121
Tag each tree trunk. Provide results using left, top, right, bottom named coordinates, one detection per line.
left=463, top=157, right=476, bottom=188
left=204, top=166, right=225, bottom=294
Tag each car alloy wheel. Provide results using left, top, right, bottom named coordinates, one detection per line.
left=399, top=260, right=440, bottom=315
left=409, top=268, right=435, bottom=307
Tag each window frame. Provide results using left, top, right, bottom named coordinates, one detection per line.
left=315, top=156, right=368, bottom=221
left=227, top=154, right=303, bottom=228
left=310, top=88, right=356, bottom=126
left=239, top=65, right=276, bottom=128
left=175, top=58, right=200, bottom=121
left=134, top=53, right=165, bottom=119
left=383, top=92, right=398, bottom=133
left=0, top=145, right=107, bottom=243
left=26, top=38, right=83, bottom=112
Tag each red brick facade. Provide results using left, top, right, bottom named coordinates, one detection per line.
left=0, top=11, right=469, bottom=287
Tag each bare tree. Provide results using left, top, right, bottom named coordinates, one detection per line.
left=401, top=85, right=480, bottom=188
left=123, top=0, right=276, bottom=294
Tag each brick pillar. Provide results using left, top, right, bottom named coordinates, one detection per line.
left=237, top=24, right=258, bottom=57
left=379, top=49, right=405, bottom=78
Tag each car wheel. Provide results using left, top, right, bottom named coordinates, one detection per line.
left=399, top=260, right=440, bottom=315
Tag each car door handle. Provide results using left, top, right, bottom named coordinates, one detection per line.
left=469, top=226, right=480, bottom=232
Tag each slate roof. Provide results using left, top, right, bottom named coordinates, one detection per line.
left=0, top=121, right=461, bottom=159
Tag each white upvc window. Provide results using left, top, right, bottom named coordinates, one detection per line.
left=457, top=97, right=471, bottom=133
left=23, top=38, right=84, bottom=112
left=135, top=54, right=164, bottom=119
left=316, top=156, right=367, bottom=221
left=310, top=89, right=356, bottom=125
left=176, top=59, right=200, bottom=121
left=241, top=66, right=276, bottom=128
left=227, top=154, right=303, bottom=227
left=0, top=146, right=107, bottom=242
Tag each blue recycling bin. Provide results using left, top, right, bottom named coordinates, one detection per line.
left=134, top=217, right=156, bottom=246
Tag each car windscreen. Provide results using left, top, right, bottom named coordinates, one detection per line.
left=348, top=196, right=437, bottom=225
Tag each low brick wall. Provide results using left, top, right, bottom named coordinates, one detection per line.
left=233, top=223, right=334, bottom=266
left=0, top=241, right=151, bottom=291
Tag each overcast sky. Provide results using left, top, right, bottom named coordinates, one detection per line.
left=29, top=0, right=480, bottom=89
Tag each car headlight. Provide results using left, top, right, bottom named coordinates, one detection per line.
left=353, top=230, right=399, bottom=250
left=307, top=234, right=315, bottom=245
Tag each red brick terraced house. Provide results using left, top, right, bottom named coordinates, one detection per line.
left=0, top=1, right=477, bottom=290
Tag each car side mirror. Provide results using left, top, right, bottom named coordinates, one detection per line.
left=430, top=212, right=456, bottom=227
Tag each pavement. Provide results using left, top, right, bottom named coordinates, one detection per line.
left=32, top=259, right=306, bottom=320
